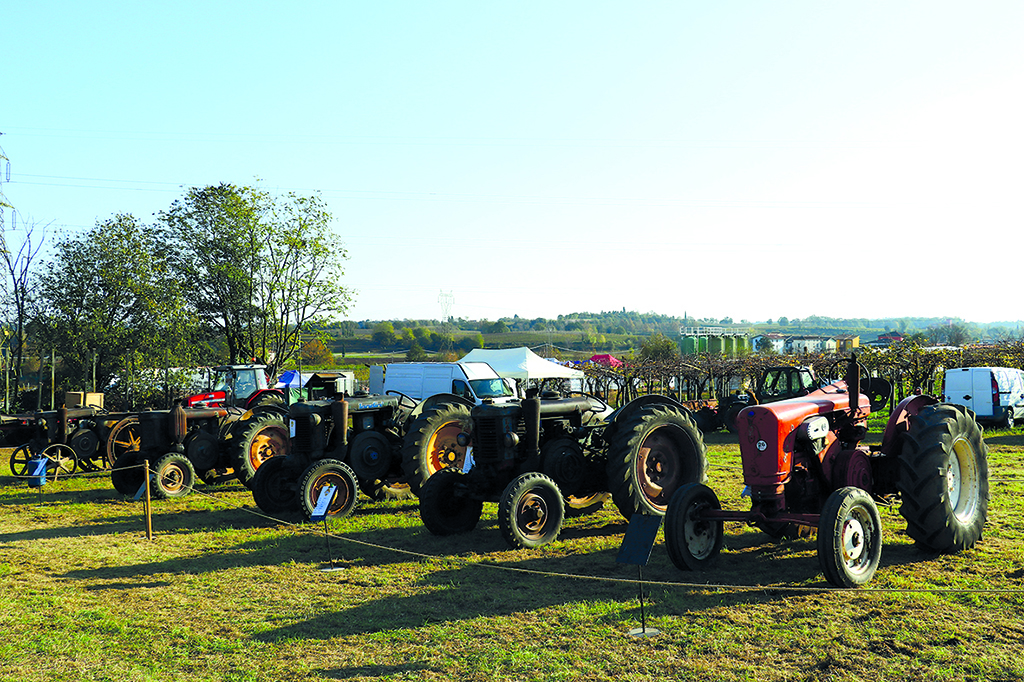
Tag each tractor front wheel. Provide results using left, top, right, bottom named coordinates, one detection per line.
left=299, top=459, right=358, bottom=520
left=419, top=468, right=481, bottom=536
left=665, top=483, right=723, bottom=571
left=817, top=486, right=882, bottom=588
left=899, top=403, right=988, bottom=551
left=252, top=456, right=300, bottom=514
left=111, top=451, right=145, bottom=496
left=499, top=472, right=565, bottom=549
left=152, top=453, right=196, bottom=499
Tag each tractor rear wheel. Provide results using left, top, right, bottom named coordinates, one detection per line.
left=152, top=453, right=196, bottom=499
left=499, top=472, right=565, bottom=549
left=419, top=468, right=482, bottom=536
left=252, top=456, right=301, bottom=514
left=607, top=404, right=708, bottom=518
left=401, top=403, right=471, bottom=495
left=105, top=416, right=140, bottom=468
left=232, top=417, right=289, bottom=489
left=299, top=459, right=358, bottom=520
left=817, top=486, right=882, bottom=588
left=665, top=483, right=723, bottom=571
left=898, top=404, right=989, bottom=551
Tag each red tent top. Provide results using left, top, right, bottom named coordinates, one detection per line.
left=589, top=354, right=623, bottom=367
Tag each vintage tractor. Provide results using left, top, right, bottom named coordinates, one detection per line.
left=417, top=391, right=708, bottom=548
left=665, top=354, right=990, bottom=588
left=696, top=365, right=819, bottom=433
left=250, top=392, right=415, bottom=520
left=110, top=402, right=289, bottom=498
left=7, top=406, right=140, bottom=477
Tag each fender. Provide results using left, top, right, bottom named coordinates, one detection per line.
left=608, top=394, right=695, bottom=427
left=880, top=393, right=940, bottom=456
left=407, top=393, right=476, bottom=423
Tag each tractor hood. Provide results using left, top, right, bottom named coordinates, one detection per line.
left=736, top=383, right=869, bottom=488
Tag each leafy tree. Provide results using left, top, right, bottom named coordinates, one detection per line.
left=406, top=342, right=427, bottom=362
left=639, top=332, right=679, bottom=363
left=159, top=183, right=350, bottom=376
left=372, top=321, right=397, bottom=349
left=34, top=214, right=195, bottom=394
left=458, top=332, right=484, bottom=352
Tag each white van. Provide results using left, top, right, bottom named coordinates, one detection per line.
left=943, top=366, right=1024, bottom=428
left=368, top=362, right=517, bottom=405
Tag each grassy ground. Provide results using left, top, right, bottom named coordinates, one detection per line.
left=1, top=429, right=1023, bottom=682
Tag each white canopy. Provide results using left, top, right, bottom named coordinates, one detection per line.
left=459, top=347, right=584, bottom=380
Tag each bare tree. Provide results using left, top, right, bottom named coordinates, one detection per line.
left=0, top=219, right=47, bottom=406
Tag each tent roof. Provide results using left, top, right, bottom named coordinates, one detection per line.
left=589, top=354, right=623, bottom=367
left=459, top=347, right=584, bottom=380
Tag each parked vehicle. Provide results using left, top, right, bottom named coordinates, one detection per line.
left=417, top=390, right=708, bottom=549
left=186, top=364, right=286, bottom=412
left=696, top=365, right=819, bottom=433
left=665, top=354, right=989, bottom=588
left=943, top=366, right=1024, bottom=428
left=110, top=403, right=289, bottom=498
left=250, top=393, right=415, bottom=518
left=369, top=362, right=517, bottom=405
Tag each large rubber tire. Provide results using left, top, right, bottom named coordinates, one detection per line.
left=665, top=483, right=724, bottom=571
left=817, top=487, right=883, bottom=588
left=299, top=459, right=358, bottom=520
left=347, top=431, right=393, bottom=483
left=251, top=456, right=301, bottom=514
left=232, top=417, right=289, bottom=489
left=152, top=453, right=196, bottom=499
left=419, top=468, right=482, bottom=536
left=401, top=402, right=471, bottom=495
left=607, top=404, right=708, bottom=518
left=111, top=451, right=145, bottom=496
left=105, top=416, right=140, bottom=468
left=898, top=404, right=989, bottom=552
left=499, top=472, right=565, bottom=549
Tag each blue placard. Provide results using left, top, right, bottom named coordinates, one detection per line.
left=616, top=513, right=663, bottom=566
left=309, top=485, right=337, bottom=522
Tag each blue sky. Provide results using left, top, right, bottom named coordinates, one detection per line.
left=4, top=2, right=1022, bottom=324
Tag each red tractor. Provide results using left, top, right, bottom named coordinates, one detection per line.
left=186, top=364, right=285, bottom=411
left=665, top=354, right=989, bottom=588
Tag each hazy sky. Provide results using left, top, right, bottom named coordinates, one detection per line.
left=4, top=2, right=1022, bottom=324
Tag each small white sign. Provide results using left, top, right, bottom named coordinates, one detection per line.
left=309, top=484, right=337, bottom=522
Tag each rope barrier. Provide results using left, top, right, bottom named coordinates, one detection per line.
left=5, top=459, right=1023, bottom=595
left=173, top=471, right=1024, bottom=597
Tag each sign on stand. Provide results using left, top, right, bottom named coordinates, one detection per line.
left=616, top=513, right=663, bottom=637
left=311, top=485, right=345, bottom=572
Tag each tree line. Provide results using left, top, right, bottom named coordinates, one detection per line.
left=2, top=184, right=350, bottom=410
left=580, top=337, right=1024, bottom=410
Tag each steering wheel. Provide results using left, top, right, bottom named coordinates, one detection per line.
left=568, top=391, right=611, bottom=414
left=822, top=357, right=872, bottom=393
left=385, top=390, right=418, bottom=410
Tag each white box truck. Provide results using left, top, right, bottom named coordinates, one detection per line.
left=943, top=366, right=1024, bottom=428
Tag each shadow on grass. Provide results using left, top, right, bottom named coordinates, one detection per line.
left=319, top=662, right=439, bottom=680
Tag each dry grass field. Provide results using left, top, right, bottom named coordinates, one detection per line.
left=1, top=429, right=1022, bottom=681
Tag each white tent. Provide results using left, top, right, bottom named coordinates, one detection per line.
left=459, top=347, right=583, bottom=381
